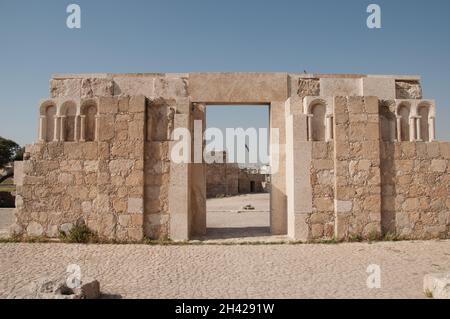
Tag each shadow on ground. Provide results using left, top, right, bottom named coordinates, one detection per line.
left=198, top=227, right=272, bottom=240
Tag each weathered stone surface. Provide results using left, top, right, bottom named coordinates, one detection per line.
left=396, top=81, right=422, bottom=99
left=424, top=273, right=450, bottom=299
left=26, top=222, right=44, bottom=237
left=14, top=73, right=449, bottom=242
left=7, top=276, right=100, bottom=299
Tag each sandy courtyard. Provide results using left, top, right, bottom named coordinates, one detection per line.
left=1, top=240, right=449, bottom=299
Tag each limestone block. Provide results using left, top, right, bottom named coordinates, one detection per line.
left=128, top=197, right=143, bottom=214
left=113, top=76, right=156, bottom=97
left=312, top=142, right=328, bottom=159
left=98, top=115, right=115, bottom=141
left=335, top=200, right=353, bottom=213
left=439, top=142, right=450, bottom=159
left=81, top=78, right=114, bottom=98
left=424, top=273, right=450, bottom=299
left=128, top=228, right=143, bottom=241
left=297, top=78, right=320, bottom=97
left=26, top=221, right=44, bottom=237
left=424, top=142, right=439, bottom=158
left=84, top=161, right=98, bottom=173
left=154, top=76, right=188, bottom=98
left=98, top=97, right=118, bottom=114
left=189, top=73, right=288, bottom=103
left=14, top=161, right=24, bottom=186
left=50, top=79, right=82, bottom=98
left=108, top=159, right=133, bottom=177
left=362, top=77, right=395, bottom=99
left=81, top=201, right=92, bottom=214
left=129, top=95, right=146, bottom=113
left=64, top=143, right=83, bottom=160
left=128, top=119, right=144, bottom=141
left=93, top=195, right=110, bottom=214
left=314, top=198, right=334, bottom=211
left=311, top=223, right=324, bottom=238
left=364, top=96, right=380, bottom=114
left=431, top=159, right=447, bottom=173
left=396, top=81, right=422, bottom=99
left=47, top=143, right=64, bottom=159
left=320, top=78, right=362, bottom=97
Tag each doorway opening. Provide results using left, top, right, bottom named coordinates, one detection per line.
left=203, top=105, right=271, bottom=240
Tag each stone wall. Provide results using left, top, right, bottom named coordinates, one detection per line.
left=12, top=73, right=450, bottom=242
left=310, top=142, right=335, bottom=239
left=380, top=142, right=450, bottom=239
left=14, top=96, right=153, bottom=241
left=206, top=162, right=239, bottom=198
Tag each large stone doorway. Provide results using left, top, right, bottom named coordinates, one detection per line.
left=187, top=73, right=289, bottom=240
left=200, top=105, right=271, bottom=240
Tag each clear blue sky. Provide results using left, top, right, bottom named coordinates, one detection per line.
left=1, top=0, right=450, bottom=146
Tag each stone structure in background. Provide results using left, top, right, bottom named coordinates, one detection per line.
left=205, top=151, right=269, bottom=198
left=11, top=73, right=450, bottom=242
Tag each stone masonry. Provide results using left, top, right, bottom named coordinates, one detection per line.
left=11, top=73, right=450, bottom=242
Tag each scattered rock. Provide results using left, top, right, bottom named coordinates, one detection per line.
left=424, top=273, right=450, bottom=299
left=7, top=276, right=101, bottom=299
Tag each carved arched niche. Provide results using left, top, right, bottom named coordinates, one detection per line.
left=39, top=100, right=57, bottom=142
left=397, top=102, right=411, bottom=142
left=80, top=99, right=98, bottom=142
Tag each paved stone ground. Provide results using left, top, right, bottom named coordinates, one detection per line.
left=1, top=240, right=449, bottom=299
left=202, top=194, right=272, bottom=241
left=0, top=209, right=14, bottom=238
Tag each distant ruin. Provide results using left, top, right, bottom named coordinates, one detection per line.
left=205, top=151, right=269, bottom=198
left=11, top=73, right=450, bottom=241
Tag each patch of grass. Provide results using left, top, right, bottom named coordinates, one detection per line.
left=367, top=229, right=381, bottom=242
left=348, top=234, right=363, bottom=243
left=312, top=237, right=340, bottom=245
left=59, top=224, right=99, bottom=244
left=382, top=232, right=402, bottom=242
left=0, top=235, right=53, bottom=244
left=424, top=289, right=433, bottom=299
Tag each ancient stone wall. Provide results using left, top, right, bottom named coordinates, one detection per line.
left=206, top=162, right=239, bottom=198
left=11, top=73, right=450, bottom=242
left=310, top=142, right=335, bottom=239
left=13, top=95, right=177, bottom=241
left=380, top=142, right=450, bottom=239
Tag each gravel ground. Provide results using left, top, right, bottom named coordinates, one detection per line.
left=1, top=240, right=449, bottom=299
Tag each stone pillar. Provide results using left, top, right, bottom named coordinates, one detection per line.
left=415, top=116, right=421, bottom=141
left=74, top=115, right=80, bottom=141
left=307, top=114, right=313, bottom=141
left=59, top=116, right=66, bottom=141
left=53, top=116, right=59, bottom=142
left=409, top=117, right=416, bottom=142
left=191, top=103, right=207, bottom=236
left=38, top=116, right=46, bottom=142
left=325, top=114, right=333, bottom=142
left=334, top=96, right=381, bottom=240
left=270, top=101, right=287, bottom=235
left=396, top=116, right=402, bottom=142
left=285, top=103, right=310, bottom=240
left=169, top=113, right=191, bottom=241
left=390, top=120, right=396, bottom=142
left=95, top=115, right=100, bottom=141
left=429, top=117, right=436, bottom=142
left=80, top=115, right=86, bottom=142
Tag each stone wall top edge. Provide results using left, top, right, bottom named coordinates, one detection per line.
left=51, top=73, right=421, bottom=83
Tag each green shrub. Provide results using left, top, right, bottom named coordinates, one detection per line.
left=59, top=223, right=98, bottom=244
